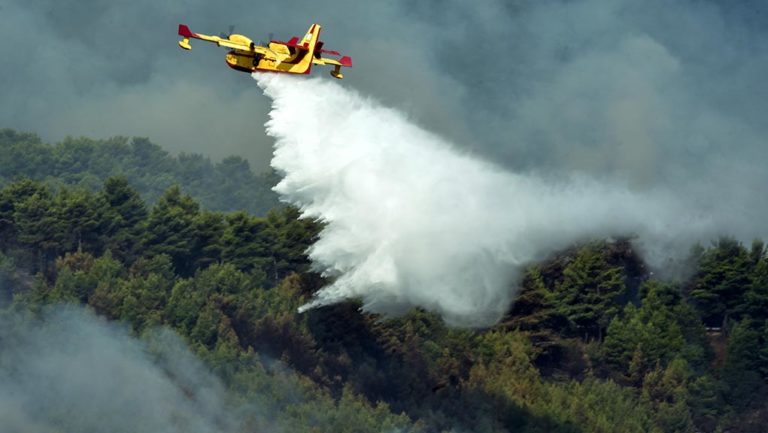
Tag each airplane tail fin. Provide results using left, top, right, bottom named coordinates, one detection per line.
left=291, top=24, right=322, bottom=74
left=298, top=24, right=322, bottom=52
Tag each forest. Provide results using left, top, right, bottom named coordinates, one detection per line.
left=1, top=129, right=767, bottom=433
left=0, top=129, right=280, bottom=214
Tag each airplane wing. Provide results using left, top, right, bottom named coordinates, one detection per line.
left=178, top=24, right=269, bottom=55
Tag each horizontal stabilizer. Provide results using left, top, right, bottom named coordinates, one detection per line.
left=273, top=36, right=313, bottom=51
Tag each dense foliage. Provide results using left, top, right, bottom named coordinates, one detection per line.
left=0, top=128, right=280, bottom=214
left=1, top=175, right=767, bottom=431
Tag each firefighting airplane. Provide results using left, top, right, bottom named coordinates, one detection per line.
left=178, top=23, right=352, bottom=79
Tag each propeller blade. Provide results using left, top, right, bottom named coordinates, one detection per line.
left=221, top=24, right=235, bottom=38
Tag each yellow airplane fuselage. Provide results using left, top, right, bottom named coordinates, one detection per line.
left=226, top=42, right=310, bottom=74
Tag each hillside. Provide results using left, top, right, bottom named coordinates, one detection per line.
left=1, top=171, right=767, bottom=432
left=0, top=129, right=280, bottom=214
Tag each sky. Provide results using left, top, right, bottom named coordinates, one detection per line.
left=0, top=0, right=473, bottom=167
left=1, top=0, right=767, bottom=240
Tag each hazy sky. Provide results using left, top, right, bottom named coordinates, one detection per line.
left=1, top=0, right=767, bottom=237
left=0, top=0, right=473, bottom=168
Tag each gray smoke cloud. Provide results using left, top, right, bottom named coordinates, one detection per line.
left=0, top=306, right=237, bottom=433
left=2, top=0, right=767, bottom=232
left=0, top=0, right=469, bottom=169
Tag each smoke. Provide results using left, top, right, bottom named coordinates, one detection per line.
left=3, top=0, right=767, bottom=190
left=0, top=306, right=237, bottom=433
left=257, top=74, right=713, bottom=327
left=0, top=0, right=466, bottom=169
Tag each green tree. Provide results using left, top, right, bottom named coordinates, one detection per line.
left=0, top=129, right=53, bottom=179
left=101, top=176, right=147, bottom=263
left=12, top=184, right=63, bottom=272
left=191, top=211, right=224, bottom=270
left=88, top=254, right=173, bottom=329
left=741, top=257, right=768, bottom=323
left=48, top=250, right=124, bottom=304
left=721, top=319, right=767, bottom=408
left=689, top=238, right=752, bottom=327
left=143, top=186, right=200, bottom=276
left=0, top=252, right=17, bottom=304
left=603, top=281, right=708, bottom=380
left=55, top=188, right=108, bottom=254
left=506, top=265, right=569, bottom=337
left=641, top=358, right=695, bottom=433
left=687, top=374, right=722, bottom=432
left=167, top=263, right=254, bottom=337
left=555, top=243, right=627, bottom=340
left=0, top=180, right=52, bottom=250
left=221, top=211, right=271, bottom=276
left=264, top=206, right=320, bottom=284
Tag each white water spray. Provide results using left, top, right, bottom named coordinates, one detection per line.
left=256, top=74, right=711, bottom=327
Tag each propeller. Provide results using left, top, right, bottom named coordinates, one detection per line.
left=260, top=32, right=275, bottom=47
left=220, top=24, right=235, bottom=38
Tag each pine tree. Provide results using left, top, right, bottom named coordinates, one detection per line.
left=555, top=243, right=627, bottom=340
left=0, top=180, right=51, bottom=249
left=191, top=211, right=225, bottom=270
left=143, top=185, right=200, bottom=276
left=689, top=238, right=752, bottom=327
left=721, top=319, right=765, bottom=408
left=603, top=281, right=707, bottom=380
left=55, top=188, right=108, bottom=254
left=506, top=266, right=563, bottom=331
left=264, top=206, right=320, bottom=284
left=642, top=358, right=695, bottom=433
left=101, top=176, right=147, bottom=263
left=742, top=258, right=768, bottom=323
left=221, top=211, right=271, bottom=276
left=13, top=184, right=62, bottom=273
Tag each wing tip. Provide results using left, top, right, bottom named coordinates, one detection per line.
left=339, top=56, right=352, bottom=67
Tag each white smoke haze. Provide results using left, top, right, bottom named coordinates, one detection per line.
left=0, top=307, right=237, bottom=433
left=257, top=74, right=716, bottom=328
